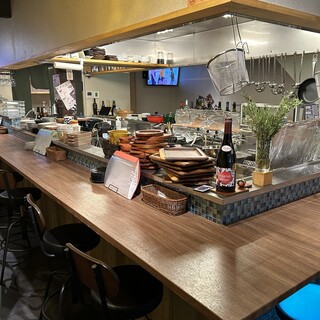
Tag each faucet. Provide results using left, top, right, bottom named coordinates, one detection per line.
left=23, top=108, right=37, bottom=119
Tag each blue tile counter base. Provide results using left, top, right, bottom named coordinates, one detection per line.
left=188, top=177, right=320, bottom=225
left=66, top=149, right=106, bottom=169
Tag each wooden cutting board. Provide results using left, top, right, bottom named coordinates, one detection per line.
left=163, top=166, right=215, bottom=177
left=154, top=161, right=214, bottom=173
left=149, top=154, right=214, bottom=169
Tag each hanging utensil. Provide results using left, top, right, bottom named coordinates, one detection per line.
left=256, top=56, right=265, bottom=92
left=277, top=54, right=284, bottom=94
left=298, top=53, right=318, bottom=104
left=249, top=57, right=255, bottom=85
left=271, top=55, right=278, bottom=95
left=265, top=55, right=271, bottom=86
left=298, top=51, right=305, bottom=88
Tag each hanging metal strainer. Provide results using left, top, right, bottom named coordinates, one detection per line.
left=206, top=16, right=249, bottom=96
left=207, top=48, right=249, bottom=95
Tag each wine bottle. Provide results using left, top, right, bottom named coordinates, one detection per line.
left=92, top=98, right=98, bottom=115
left=111, top=100, right=117, bottom=116
left=215, top=118, right=236, bottom=192
left=232, top=102, right=237, bottom=113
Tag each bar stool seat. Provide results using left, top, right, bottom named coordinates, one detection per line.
left=276, top=283, right=320, bottom=320
left=64, top=242, right=163, bottom=320
left=25, top=194, right=101, bottom=320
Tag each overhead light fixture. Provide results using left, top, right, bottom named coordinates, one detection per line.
left=157, top=29, right=174, bottom=35
left=53, top=58, right=84, bottom=71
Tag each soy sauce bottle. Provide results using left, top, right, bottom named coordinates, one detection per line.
left=215, top=118, right=236, bottom=192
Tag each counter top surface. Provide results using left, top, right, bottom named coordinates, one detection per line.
left=1, top=134, right=320, bottom=320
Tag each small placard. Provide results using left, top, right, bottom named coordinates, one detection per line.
left=104, top=151, right=140, bottom=199
left=33, top=129, right=54, bottom=156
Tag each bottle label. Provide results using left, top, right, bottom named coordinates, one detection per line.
left=216, top=167, right=235, bottom=187
left=221, top=145, right=232, bottom=152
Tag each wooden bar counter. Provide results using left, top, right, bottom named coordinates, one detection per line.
left=1, top=134, right=320, bottom=320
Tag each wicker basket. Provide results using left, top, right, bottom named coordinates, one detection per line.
left=46, top=146, right=67, bottom=161
left=141, top=184, right=188, bottom=215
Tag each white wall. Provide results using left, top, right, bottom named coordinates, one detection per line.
left=82, top=73, right=130, bottom=116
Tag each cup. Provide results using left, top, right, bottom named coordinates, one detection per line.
left=157, top=51, right=164, bottom=64
left=166, top=53, right=174, bottom=64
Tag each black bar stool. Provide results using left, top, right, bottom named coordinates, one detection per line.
left=0, top=170, right=24, bottom=228
left=275, top=282, right=320, bottom=319
left=25, top=193, right=101, bottom=320
left=64, top=242, right=163, bottom=320
left=0, top=169, right=42, bottom=285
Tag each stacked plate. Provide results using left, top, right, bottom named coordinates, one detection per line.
left=130, top=130, right=171, bottom=170
left=66, top=131, right=92, bottom=147
left=150, top=149, right=215, bottom=186
left=90, top=166, right=107, bottom=183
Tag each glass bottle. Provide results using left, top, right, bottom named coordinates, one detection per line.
left=215, top=118, right=237, bottom=192
left=111, top=100, right=117, bottom=116
left=93, top=98, right=98, bottom=115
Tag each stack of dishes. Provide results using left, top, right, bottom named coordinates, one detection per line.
left=66, top=131, right=92, bottom=147
left=150, top=147, right=215, bottom=186
left=90, top=166, right=107, bottom=183
left=130, top=130, right=171, bottom=170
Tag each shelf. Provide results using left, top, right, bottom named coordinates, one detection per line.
left=48, top=57, right=171, bottom=75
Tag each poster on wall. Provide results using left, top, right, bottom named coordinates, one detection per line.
left=52, top=72, right=77, bottom=117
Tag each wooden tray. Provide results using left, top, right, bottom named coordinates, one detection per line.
left=159, top=147, right=208, bottom=161
left=149, top=154, right=213, bottom=170
left=162, top=167, right=215, bottom=179
left=135, top=129, right=163, bottom=137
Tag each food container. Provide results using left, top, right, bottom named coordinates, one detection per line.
left=141, top=184, right=188, bottom=215
left=117, top=109, right=133, bottom=119
left=108, top=129, right=129, bottom=145
left=147, top=115, right=163, bottom=123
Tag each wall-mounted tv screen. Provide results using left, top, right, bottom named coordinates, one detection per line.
left=146, top=67, right=180, bottom=86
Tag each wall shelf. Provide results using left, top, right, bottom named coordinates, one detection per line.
left=48, top=57, right=171, bottom=75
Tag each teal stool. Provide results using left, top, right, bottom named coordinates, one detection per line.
left=276, top=283, right=320, bottom=319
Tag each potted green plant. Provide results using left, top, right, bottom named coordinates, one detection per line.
left=242, top=94, right=301, bottom=185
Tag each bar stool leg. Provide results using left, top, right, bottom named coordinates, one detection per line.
left=0, top=216, right=32, bottom=286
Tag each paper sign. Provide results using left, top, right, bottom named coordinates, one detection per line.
left=33, top=129, right=54, bottom=156
left=55, top=80, right=76, bottom=110
left=104, top=151, right=140, bottom=199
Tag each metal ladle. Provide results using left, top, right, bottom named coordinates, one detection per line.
left=277, top=53, right=285, bottom=95
left=265, top=55, right=271, bottom=86
left=269, top=55, right=277, bottom=92
left=255, top=56, right=265, bottom=92
left=296, top=51, right=304, bottom=89
left=249, top=57, right=255, bottom=85
left=271, top=55, right=279, bottom=95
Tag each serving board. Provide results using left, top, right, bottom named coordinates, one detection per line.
left=149, top=154, right=214, bottom=171
left=159, top=147, right=208, bottom=161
